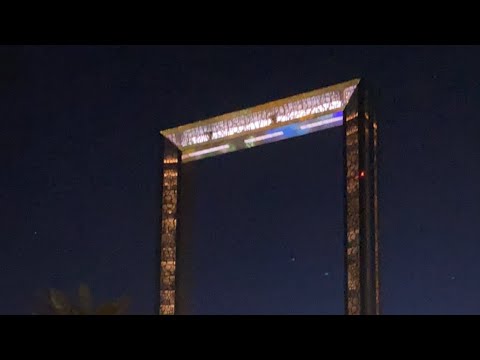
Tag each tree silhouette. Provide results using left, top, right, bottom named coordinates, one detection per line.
left=35, top=284, right=129, bottom=315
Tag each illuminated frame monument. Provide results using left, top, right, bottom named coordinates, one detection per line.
left=158, top=78, right=380, bottom=315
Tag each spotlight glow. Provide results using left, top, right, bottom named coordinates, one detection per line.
left=244, top=131, right=284, bottom=144
left=182, top=144, right=230, bottom=159
left=299, top=116, right=343, bottom=130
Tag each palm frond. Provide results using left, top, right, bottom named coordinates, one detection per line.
left=78, top=284, right=93, bottom=314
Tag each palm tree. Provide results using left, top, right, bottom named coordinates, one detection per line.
left=35, top=284, right=130, bottom=315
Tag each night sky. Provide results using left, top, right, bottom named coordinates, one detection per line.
left=1, top=45, right=479, bottom=314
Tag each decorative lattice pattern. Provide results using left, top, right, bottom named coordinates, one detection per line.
left=162, top=81, right=359, bottom=151
left=345, top=96, right=361, bottom=315
left=158, top=79, right=380, bottom=316
left=373, top=118, right=380, bottom=315
left=159, top=143, right=179, bottom=315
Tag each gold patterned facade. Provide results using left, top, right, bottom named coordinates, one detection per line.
left=373, top=107, right=380, bottom=315
left=161, top=79, right=360, bottom=163
left=344, top=91, right=362, bottom=315
left=159, top=79, right=380, bottom=315
left=159, top=141, right=180, bottom=315
left=343, top=83, right=380, bottom=315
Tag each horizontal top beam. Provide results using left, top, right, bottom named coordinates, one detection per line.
left=161, top=79, right=360, bottom=155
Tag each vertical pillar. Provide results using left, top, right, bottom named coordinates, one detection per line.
left=159, top=139, right=181, bottom=315
left=344, top=81, right=380, bottom=315
left=371, top=89, right=381, bottom=315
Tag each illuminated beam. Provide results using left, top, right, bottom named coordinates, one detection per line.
left=159, top=78, right=381, bottom=316
left=244, top=131, right=284, bottom=144
left=182, top=144, right=230, bottom=160
left=299, top=115, right=343, bottom=130
left=161, top=79, right=360, bottom=152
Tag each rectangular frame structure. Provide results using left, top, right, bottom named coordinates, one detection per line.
left=158, top=79, right=380, bottom=315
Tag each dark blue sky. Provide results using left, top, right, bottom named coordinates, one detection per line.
left=1, top=45, right=479, bottom=314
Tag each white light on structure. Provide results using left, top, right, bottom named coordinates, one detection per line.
left=244, top=131, right=284, bottom=144
left=177, top=93, right=344, bottom=147
left=276, top=100, right=342, bottom=123
left=182, top=144, right=230, bottom=159
left=188, top=134, right=210, bottom=145
left=161, top=79, right=361, bottom=151
left=299, top=116, right=343, bottom=130
left=211, top=118, right=273, bottom=141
